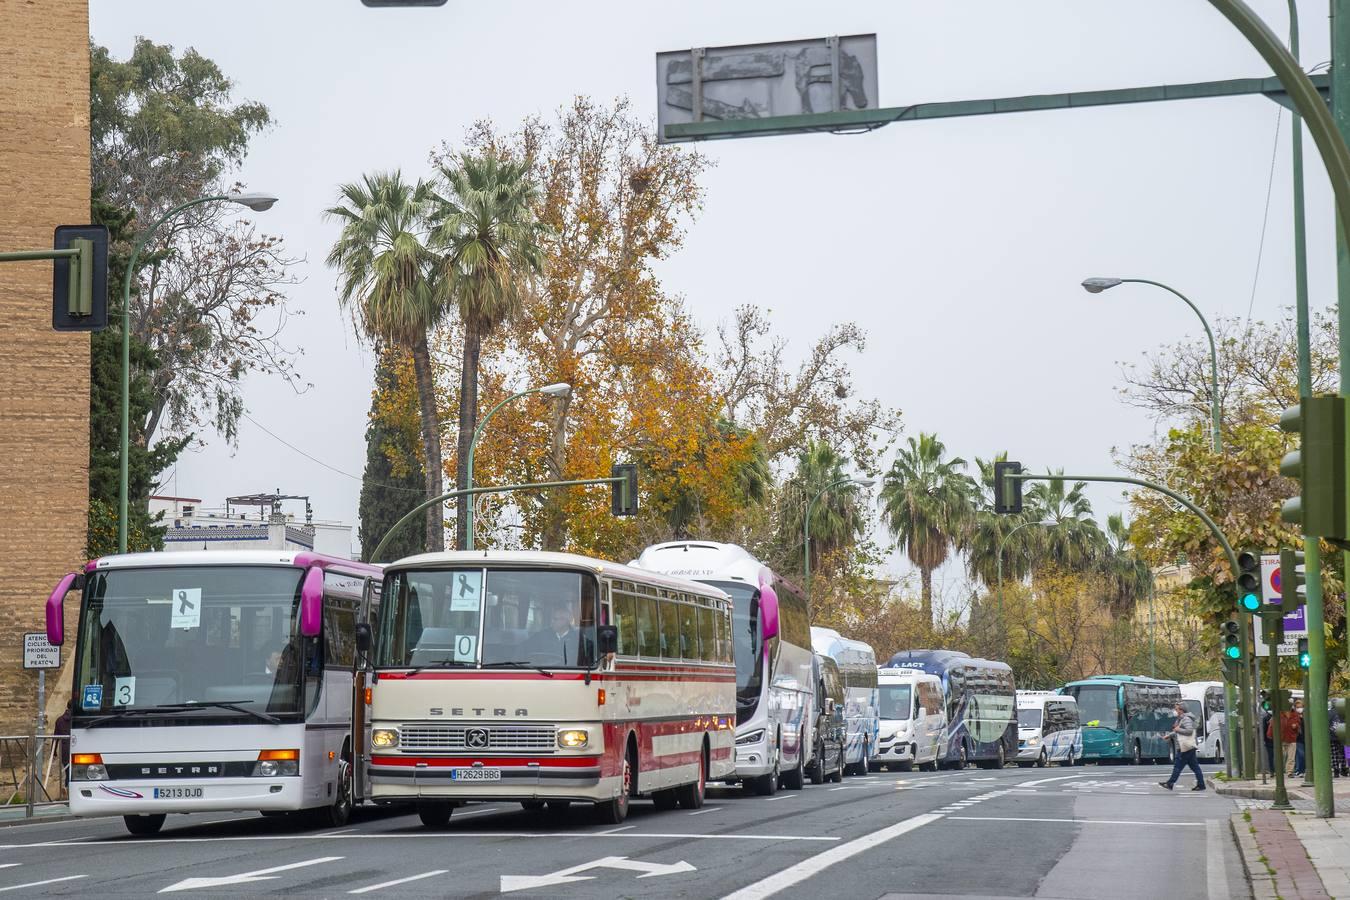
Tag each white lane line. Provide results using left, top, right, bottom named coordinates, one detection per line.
left=1206, top=819, right=1231, bottom=900
left=688, top=807, right=722, bottom=816
left=0, top=875, right=87, bottom=893
left=720, top=813, right=942, bottom=900
left=1, top=830, right=838, bottom=848
left=317, top=828, right=359, bottom=836
left=1017, top=774, right=1087, bottom=788
left=449, top=807, right=500, bottom=818
left=946, top=816, right=1205, bottom=826
left=590, top=825, right=635, bottom=835
left=349, top=869, right=448, bottom=894
left=0, top=865, right=17, bottom=870
left=765, top=795, right=796, bottom=802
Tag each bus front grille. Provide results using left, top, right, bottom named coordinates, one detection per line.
left=399, top=724, right=557, bottom=752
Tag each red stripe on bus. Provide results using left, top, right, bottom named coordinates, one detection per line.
left=370, top=755, right=601, bottom=768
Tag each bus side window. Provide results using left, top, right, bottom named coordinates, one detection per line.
left=637, top=594, right=661, bottom=659
left=696, top=604, right=715, bottom=663
left=659, top=597, right=681, bottom=660
left=679, top=596, right=699, bottom=660
left=613, top=590, right=636, bottom=657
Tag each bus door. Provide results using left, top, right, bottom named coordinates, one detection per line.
left=352, top=577, right=379, bottom=803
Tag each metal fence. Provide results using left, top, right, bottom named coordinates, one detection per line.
left=1, top=734, right=69, bottom=817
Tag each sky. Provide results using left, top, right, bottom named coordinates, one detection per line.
left=90, top=0, right=1339, bottom=595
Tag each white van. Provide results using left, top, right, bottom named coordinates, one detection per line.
left=1180, top=681, right=1226, bottom=762
left=1016, top=691, right=1082, bottom=767
left=873, top=668, right=946, bottom=771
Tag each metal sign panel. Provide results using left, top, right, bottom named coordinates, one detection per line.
left=23, top=632, right=60, bottom=669
left=1253, top=553, right=1305, bottom=656
left=656, top=34, right=879, bottom=143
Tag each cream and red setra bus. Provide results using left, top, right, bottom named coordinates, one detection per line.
left=366, top=550, right=736, bottom=826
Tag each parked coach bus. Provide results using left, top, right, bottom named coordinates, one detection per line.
left=1015, top=691, right=1082, bottom=768
left=1060, top=675, right=1182, bottom=764
left=367, top=550, right=736, bottom=826
left=1180, top=681, right=1226, bottom=762
left=633, top=542, right=814, bottom=795
left=47, top=550, right=383, bottom=836
left=885, top=650, right=1017, bottom=769
left=810, top=627, right=878, bottom=775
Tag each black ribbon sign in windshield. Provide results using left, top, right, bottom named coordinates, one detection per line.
left=458, top=574, right=474, bottom=599
left=177, top=590, right=195, bottom=616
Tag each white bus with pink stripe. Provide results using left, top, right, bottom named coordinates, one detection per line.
left=632, top=542, right=816, bottom=795
left=366, top=550, right=736, bottom=826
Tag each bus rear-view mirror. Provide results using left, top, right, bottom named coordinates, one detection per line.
left=46, top=572, right=81, bottom=646
left=758, top=577, right=779, bottom=640
left=597, top=625, right=618, bottom=656
left=300, top=567, right=324, bottom=638
left=355, top=622, right=372, bottom=653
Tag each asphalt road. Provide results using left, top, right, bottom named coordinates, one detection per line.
left=0, top=763, right=1247, bottom=899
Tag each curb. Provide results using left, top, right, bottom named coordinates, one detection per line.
left=1216, top=783, right=1312, bottom=803
left=1230, top=813, right=1279, bottom=900
left=0, top=807, right=89, bottom=829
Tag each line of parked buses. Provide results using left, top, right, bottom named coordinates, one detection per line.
left=42, top=541, right=1229, bottom=835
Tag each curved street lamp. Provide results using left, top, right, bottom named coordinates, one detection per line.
left=804, top=476, right=875, bottom=607
left=1080, top=277, right=1222, bottom=453
left=118, top=192, right=279, bottom=552
left=463, top=382, right=571, bottom=550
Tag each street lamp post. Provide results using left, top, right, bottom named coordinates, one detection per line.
left=803, top=476, right=874, bottom=608
left=463, top=382, right=571, bottom=551
left=994, top=519, right=1050, bottom=654
left=1081, top=277, right=1222, bottom=453
left=117, top=192, right=278, bottom=554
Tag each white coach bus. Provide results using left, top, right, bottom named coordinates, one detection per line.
left=633, top=542, right=815, bottom=795
left=810, top=627, right=879, bottom=775
left=1180, top=681, right=1226, bottom=762
left=1015, top=690, right=1082, bottom=767
left=366, top=551, right=736, bottom=826
left=48, top=550, right=383, bottom=836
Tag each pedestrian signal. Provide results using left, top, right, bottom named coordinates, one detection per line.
left=1280, top=548, right=1307, bottom=614
left=1299, top=637, right=1311, bottom=670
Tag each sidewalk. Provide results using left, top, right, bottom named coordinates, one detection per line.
left=0, top=803, right=77, bottom=828
left=1220, top=778, right=1350, bottom=898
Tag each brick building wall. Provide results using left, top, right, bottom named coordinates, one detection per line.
left=0, top=0, right=91, bottom=734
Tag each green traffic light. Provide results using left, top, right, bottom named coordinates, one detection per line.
left=1224, top=644, right=1242, bottom=659
left=1300, top=653, right=1312, bottom=668
left=1240, top=593, right=1261, bottom=612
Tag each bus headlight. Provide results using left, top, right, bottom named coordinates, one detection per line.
left=1026, top=737, right=1040, bottom=746
left=558, top=730, right=589, bottom=749
left=371, top=729, right=399, bottom=748
left=252, top=749, right=299, bottom=777
left=71, top=754, right=107, bottom=782
left=736, top=729, right=765, bottom=746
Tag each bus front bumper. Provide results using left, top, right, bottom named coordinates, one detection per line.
left=368, top=756, right=611, bottom=803
left=69, top=777, right=304, bottom=816
left=873, top=735, right=915, bottom=762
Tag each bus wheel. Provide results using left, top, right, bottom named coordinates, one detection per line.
left=593, top=746, right=633, bottom=825
left=123, top=814, right=166, bottom=836
left=652, top=789, right=679, bottom=811
left=1036, top=749, right=1047, bottom=769
left=782, top=733, right=805, bottom=790
left=677, top=750, right=707, bottom=809
left=957, top=743, right=968, bottom=770
left=809, top=739, right=826, bottom=785
left=1061, top=749, right=1074, bottom=768
left=546, top=800, right=570, bottom=813
left=315, top=757, right=353, bottom=828
left=416, top=802, right=454, bottom=828
left=1216, top=743, right=1222, bottom=764
left=1132, top=742, right=1142, bottom=766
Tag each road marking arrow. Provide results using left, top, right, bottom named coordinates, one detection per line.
left=500, top=856, right=695, bottom=893
left=158, top=856, right=343, bottom=893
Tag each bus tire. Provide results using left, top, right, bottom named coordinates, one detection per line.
left=1061, top=748, right=1075, bottom=768
left=957, top=743, right=968, bottom=770
left=652, top=788, right=679, bottom=810
left=1036, top=749, right=1047, bottom=769
left=416, top=802, right=454, bottom=828
left=782, top=733, right=805, bottom=790
left=809, top=739, right=826, bottom=785
left=593, top=742, right=635, bottom=825
left=123, top=814, right=166, bottom=836
left=1216, top=743, right=1223, bottom=764
left=1132, top=742, right=1143, bottom=766
left=314, top=755, right=353, bottom=828
left=677, top=748, right=707, bottom=809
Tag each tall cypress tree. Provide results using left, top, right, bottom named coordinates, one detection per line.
left=359, top=349, right=428, bottom=562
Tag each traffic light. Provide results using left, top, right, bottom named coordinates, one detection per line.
left=51, top=225, right=109, bottom=332
left=1299, top=637, right=1311, bottom=670
left=1279, top=548, right=1307, bottom=614
left=1237, top=551, right=1263, bottom=613
left=1279, top=396, right=1350, bottom=540
left=1333, top=697, right=1348, bottom=743
left=610, top=463, right=638, bottom=517
left=1220, top=620, right=1242, bottom=683
left=994, top=461, right=1023, bottom=514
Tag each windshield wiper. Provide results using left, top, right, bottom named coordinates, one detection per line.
left=85, top=700, right=279, bottom=728
left=489, top=661, right=555, bottom=678
left=177, top=700, right=281, bottom=725
left=404, top=659, right=474, bottom=677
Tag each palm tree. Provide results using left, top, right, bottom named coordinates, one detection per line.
left=880, top=433, right=977, bottom=627
left=963, top=453, right=1037, bottom=588
left=1098, top=513, right=1153, bottom=614
left=429, top=152, right=544, bottom=550
left=1024, top=472, right=1106, bottom=571
left=326, top=171, right=445, bottom=552
left=781, top=442, right=867, bottom=581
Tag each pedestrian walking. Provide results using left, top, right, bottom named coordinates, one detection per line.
left=1293, top=700, right=1306, bottom=777
left=1262, top=702, right=1275, bottom=773
left=1159, top=701, right=1205, bottom=791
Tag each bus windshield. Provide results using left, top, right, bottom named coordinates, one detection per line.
left=706, top=581, right=762, bottom=722
left=74, top=566, right=305, bottom=719
left=1017, top=708, right=1043, bottom=728
left=878, top=685, right=912, bottom=720
left=378, top=568, right=597, bottom=669
left=1074, top=685, right=1123, bottom=729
